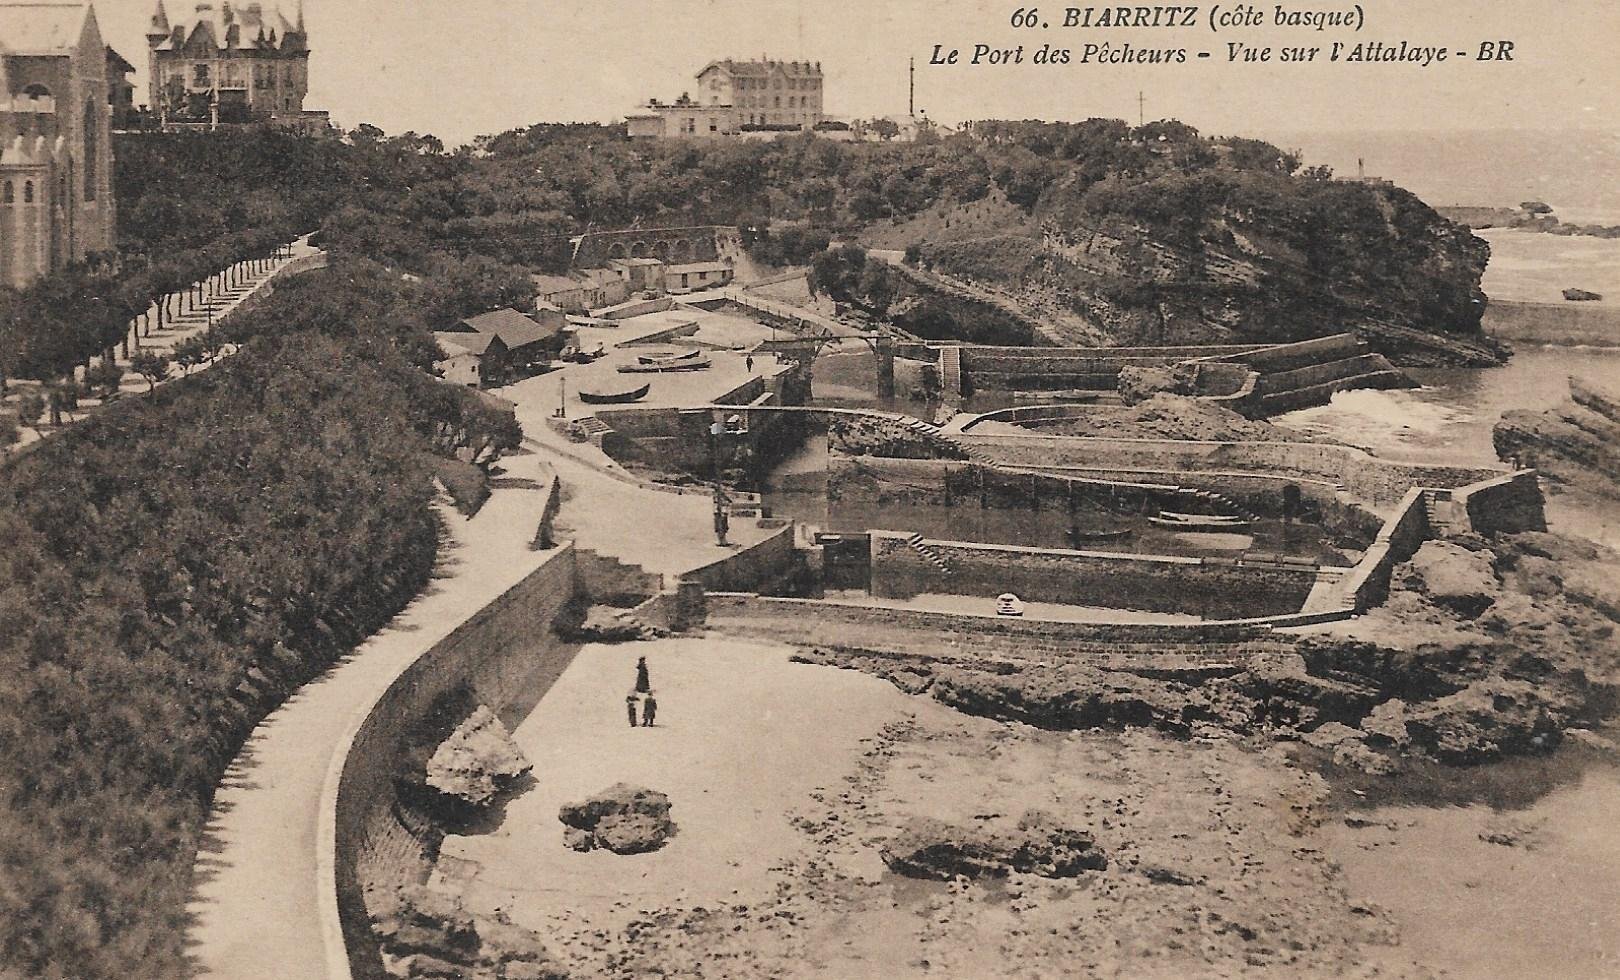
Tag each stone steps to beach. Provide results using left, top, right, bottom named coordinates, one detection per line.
left=903, top=532, right=954, bottom=574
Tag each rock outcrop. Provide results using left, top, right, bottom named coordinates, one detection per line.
left=880, top=811, right=1107, bottom=880
left=1563, top=288, right=1604, bottom=302
left=558, top=783, right=675, bottom=854
left=1495, top=378, right=1620, bottom=498
left=425, top=706, right=532, bottom=808
left=372, top=885, right=569, bottom=979
left=804, top=531, right=1620, bottom=771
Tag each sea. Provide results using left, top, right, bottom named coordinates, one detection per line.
left=1258, top=128, right=1620, bottom=225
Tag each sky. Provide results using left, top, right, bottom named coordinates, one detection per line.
left=92, top=0, right=1620, bottom=146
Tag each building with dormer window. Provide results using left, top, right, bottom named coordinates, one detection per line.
left=145, top=0, right=327, bottom=133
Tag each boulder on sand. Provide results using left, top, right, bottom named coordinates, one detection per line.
left=425, top=706, right=532, bottom=808
left=880, top=811, right=1107, bottom=881
left=559, top=783, right=675, bottom=854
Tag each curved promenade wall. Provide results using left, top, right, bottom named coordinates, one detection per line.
left=326, top=544, right=582, bottom=979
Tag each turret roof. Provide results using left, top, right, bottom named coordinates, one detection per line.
left=153, top=1, right=301, bottom=51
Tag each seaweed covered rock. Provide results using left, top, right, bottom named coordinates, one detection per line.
left=880, top=811, right=1107, bottom=880
left=558, top=783, right=675, bottom=854
left=426, top=706, right=532, bottom=808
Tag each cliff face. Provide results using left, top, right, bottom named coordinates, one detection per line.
left=1495, top=379, right=1620, bottom=497
left=913, top=173, right=1501, bottom=365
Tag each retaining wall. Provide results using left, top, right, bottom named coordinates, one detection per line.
left=954, top=432, right=1504, bottom=508
left=870, top=531, right=1318, bottom=620
left=1455, top=470, right=1547, bottom=535
left=1337, top=489, right=1430, bottom=610
left=703, top=592, right=1287, bottom=666
left=681, top=521, right=799, bottom=593
left=330, top=546, right=582, bottom=979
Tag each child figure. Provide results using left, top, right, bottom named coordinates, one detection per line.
left=625, top=692, right=639, bottom=728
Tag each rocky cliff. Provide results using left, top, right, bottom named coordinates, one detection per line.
left=907, top=173, right=1501, bottom=366
left=1495, top=379, right=1620, bottom=497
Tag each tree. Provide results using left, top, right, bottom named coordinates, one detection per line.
left=173, top=335, right=208, bottom=374
left=130, top=351, right=171, bottom=392
left=16, top=391, right=45, bottom=435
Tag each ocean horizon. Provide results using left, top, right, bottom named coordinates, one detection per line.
left=1255, top=128, right=1620, bottom=223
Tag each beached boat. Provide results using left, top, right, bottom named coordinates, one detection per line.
left=578, top=383, right=651, bottom=405
left=1066, top=527, right=1134, bottom=545
left=617, top=357, right=712, bottom=374
left=1149, top=513, right=1252, bottom=532
left=636, top=348, right=702, bottom=365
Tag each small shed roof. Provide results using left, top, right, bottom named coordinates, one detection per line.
left=460, top=308, right=559, bottom=348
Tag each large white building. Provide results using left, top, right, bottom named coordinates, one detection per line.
left=628, top=57, right=825, bottom=140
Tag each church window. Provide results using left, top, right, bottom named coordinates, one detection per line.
left=84, top=100, right=98, bottom=201
left=3, top=182, right=12, bottom=204
left=24, top=181, right=34, bottom=203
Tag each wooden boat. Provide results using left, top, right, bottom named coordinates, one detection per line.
left=617, top=356, right=713, bottom=374
left=1149, top=514, right=1252, bottom=532
left=636, top=348, right=702, bottom=365
left=578, top=383, right=651, bottom=405
left=1066, top=527, right=1134, bottom=544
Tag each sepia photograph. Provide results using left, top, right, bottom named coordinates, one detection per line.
left=1, top=1, right=1618, bottom=977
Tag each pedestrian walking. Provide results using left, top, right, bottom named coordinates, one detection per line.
left=745, top=354, right=755, bottom=373
left=625, top=692, right=639, bottom=728
left=635, top=656, right=651, bottom=694
left=641, top=692, right=658, bottom=727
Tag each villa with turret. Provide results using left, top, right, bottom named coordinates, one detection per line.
left=145, top=0, right=328, bottom=132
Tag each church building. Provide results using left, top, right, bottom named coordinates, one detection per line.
left=0, top=1, right=118, bottom=288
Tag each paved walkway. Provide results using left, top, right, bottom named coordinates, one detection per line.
left=3, top=235, right=321, bottom=459
left=184, top=451, right=559, bottom=979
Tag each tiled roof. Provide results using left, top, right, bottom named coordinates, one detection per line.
left=699, top=58, right=823, bottom=78
left=460, top=308, right=559, bottom=348
left=530, top=274, right=583, bottom=294
left=434, top=330, right=498, bottom=356
left=0, top=3, right=90, bottom=55
left=153, top=1, right=299, bottom=51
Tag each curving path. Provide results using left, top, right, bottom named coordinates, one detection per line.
left=184, top=451, right=560, bottom=978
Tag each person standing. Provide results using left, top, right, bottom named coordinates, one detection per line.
left=635, top=656, right=651, bottom=694
left=745, top=354, right=755, bottom=373
left=641, top=692, right=658, bottom=728
left=625, top=692, right=639, bottom=728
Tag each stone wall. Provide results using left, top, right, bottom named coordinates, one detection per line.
left=703, top=592, right=1288, bottom=667
left=329, top=547, right=582, bottom=979
left=1338, top=489, right=1430, bottom=610
left=954, top=432, right=1504, bottom=509
left=1455, top=470, right=1547, bottom=535
left=682, top=521, right=800, bottom=593
left=869, top=531, right=1318, bottom=619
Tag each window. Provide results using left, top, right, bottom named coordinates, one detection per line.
left=83, top=99, right=98, bottom=201
left=23, top=181, right=33, bottom=203
left=193, top=63, right=210, bottom=86
left=2, top=182, right=11, bottom=204
left=774, top=96, right=780, bottom=107
left=709, top=119, right=718, bottom=132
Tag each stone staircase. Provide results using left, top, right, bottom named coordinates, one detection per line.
left=572, top=415, right=613, bottom=438
left=899, top=415, right=997, bottom=465
left=902, top=532, right=954, bottom=574
left=938, top=345, right=964, bottom=405
left=1423, top=489, right=1465, bottom=537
